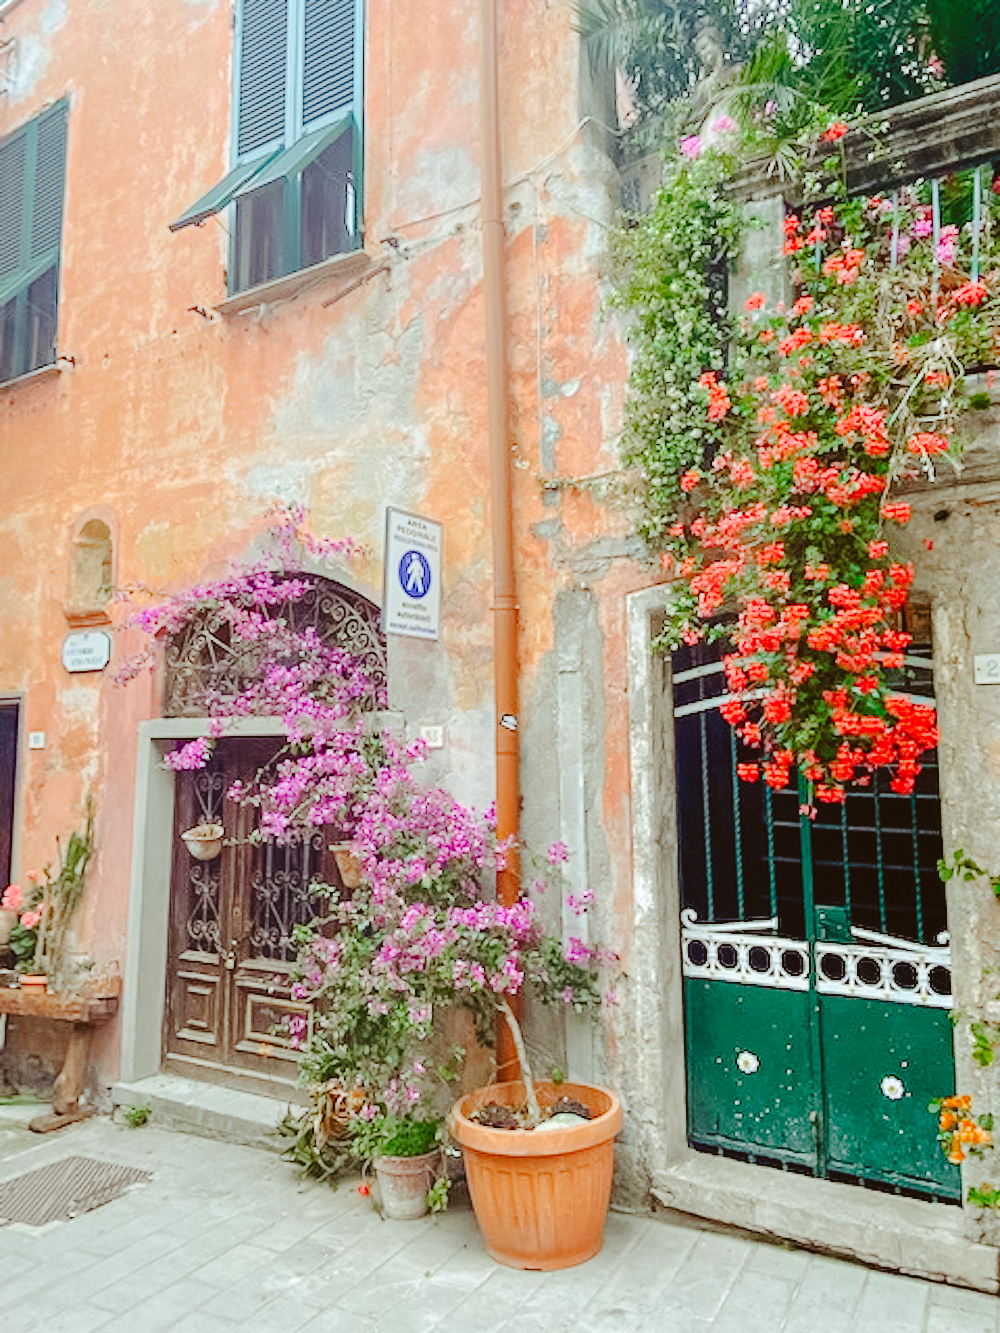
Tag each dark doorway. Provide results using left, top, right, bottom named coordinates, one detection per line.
left=0, top=704, right=18, bottom=887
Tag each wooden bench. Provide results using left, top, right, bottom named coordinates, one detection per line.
left=0, top=983, right=120, bottom=1132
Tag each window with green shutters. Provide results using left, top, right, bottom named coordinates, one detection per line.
left=171, top=0, right=362, bottom=295
left=0, top=100, right=68, bottom=384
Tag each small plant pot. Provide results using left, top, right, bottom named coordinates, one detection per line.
left=331, top=844, right=363, bottom=889
left=447, top=1080, right=622, bottom=1270
left=180, top=823, right=224, bottom=861
left=372, top=1148, right=441, bottom=1220
left=19, top=974, right=48, bottom=994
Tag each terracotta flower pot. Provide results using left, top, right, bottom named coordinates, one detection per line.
left=331, top=844, right=363, bottom=889
left=19, top=974, right=48, bottom=993
left=180, top=823, right=224, bottom=861
left=372, top=1148, right=441, bottom=1220
left=447, top=1079, right=622, bottom=1270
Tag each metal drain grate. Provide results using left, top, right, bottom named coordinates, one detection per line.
left=0, top=1156, right=152, bottom=1227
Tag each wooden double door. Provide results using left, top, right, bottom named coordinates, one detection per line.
left=164, top=739, right=341, bottom=1095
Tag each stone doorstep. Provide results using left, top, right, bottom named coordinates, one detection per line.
left=111, top=1073, right=292, bottom=1152
left=652, top=1151, right=1000, bottom=1294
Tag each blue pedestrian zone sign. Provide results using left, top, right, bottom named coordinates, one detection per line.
left=384, top=508, right=442, bottom=639
left=399, top=550, right=431, bottom=599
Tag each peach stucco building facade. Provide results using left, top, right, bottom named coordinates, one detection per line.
left=0, top=0, right=662, bottom=1179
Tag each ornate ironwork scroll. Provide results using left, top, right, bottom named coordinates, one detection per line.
left=249, top=831, right=328, bottom=962
left=164, top=576, right=387, bottom=717
left=183, top=766, right=224, bottom=955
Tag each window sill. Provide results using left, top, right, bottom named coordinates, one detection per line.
left=0, top=362, right=61, bottom=392
left=217, top=248, right=372, bottom=316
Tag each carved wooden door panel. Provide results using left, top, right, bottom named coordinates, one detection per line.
left=164, top=739, right=336, bottom=1095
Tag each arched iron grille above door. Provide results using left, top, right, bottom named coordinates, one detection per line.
left=163, top=575, right=387, bottom=717
left=673, top=636, right=959, bottom=1201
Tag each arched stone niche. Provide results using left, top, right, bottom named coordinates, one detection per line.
left=65, top=509, right=116, bottom=627
left=163, top=573, right=387, bottom=718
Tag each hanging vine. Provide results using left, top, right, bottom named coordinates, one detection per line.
left=613, top=127, right=1000, bottom=801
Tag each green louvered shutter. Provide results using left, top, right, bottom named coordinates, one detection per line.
left=302, top=0, right=356, bottom=128
left=30, top=104, right=68, bottom=266
left=0, top=132, right=27, bottom=287
left=0, top=101, right=67, bottom=380
left=238, top=0, right=289, bottom=157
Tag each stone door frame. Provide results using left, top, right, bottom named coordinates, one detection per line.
left=622, top=583, right=1000, bottom=1286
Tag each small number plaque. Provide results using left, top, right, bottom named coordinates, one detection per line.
left=974, top=654, right=1000, bottom=685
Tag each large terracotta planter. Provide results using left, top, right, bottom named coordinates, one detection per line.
left=447, top=1079, right=622, bottom=1270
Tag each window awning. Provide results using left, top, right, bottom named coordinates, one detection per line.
left=243, top=116, right=351, bottom=193
left=169, top=153, right=282, bottom=232
left=168, top=117, right=352, bottom=234
left=0, top=253, right=58, bottom=309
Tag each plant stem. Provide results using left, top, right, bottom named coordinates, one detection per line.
left=498, top=996, right=541, bottom=1126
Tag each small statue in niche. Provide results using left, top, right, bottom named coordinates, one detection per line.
left=685, top=14, right=744, bottom=146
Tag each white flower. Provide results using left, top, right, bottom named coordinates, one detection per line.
left=736, top=1050, right=760, bottom=1075
left=880, top=1075, right=905, bottom=1101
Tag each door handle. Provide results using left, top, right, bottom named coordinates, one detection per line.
left=225, top=939, right=239, bottom=970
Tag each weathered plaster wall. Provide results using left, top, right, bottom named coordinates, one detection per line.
left=0, top=0, right=654, bottom=1106
left=893, top=410, right=1000, bottom=1241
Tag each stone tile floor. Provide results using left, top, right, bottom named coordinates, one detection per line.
left=0, top=1105, right=996, bottom=1333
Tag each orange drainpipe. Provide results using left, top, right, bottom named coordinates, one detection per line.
left=479, top=0, right=521, bottom=1081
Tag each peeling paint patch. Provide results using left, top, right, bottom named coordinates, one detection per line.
left=42, top=0, right=68, bottom=33
left=540, top=415, right=562, bottom=471
left=8, top=37, right=50, bottom=101
left=242, top=459, right=324, bottom=505
left=404, top=145, right=479, bottom=217
left=60, top=686, right=100, bottom=720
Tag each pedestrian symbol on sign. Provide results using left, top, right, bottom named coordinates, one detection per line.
left=400, top=550, right=431, bottom=599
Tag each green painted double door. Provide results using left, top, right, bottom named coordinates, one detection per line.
left=674, top=642, right=959, bottom=1200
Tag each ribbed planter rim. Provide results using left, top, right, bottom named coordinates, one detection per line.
left=447, top=1079, right=622, bottom=1157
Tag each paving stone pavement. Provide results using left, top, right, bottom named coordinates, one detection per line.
left=0, top=1106, right=997, bottom=1333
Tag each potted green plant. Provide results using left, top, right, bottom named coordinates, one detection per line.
left=349, top=1111, right=446, bottom=1220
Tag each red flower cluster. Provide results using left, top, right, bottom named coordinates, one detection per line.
left=699, top=370, right=731, bottom=421
left=657, top=193, right=993, bottom=800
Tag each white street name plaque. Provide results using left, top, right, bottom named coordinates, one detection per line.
left=62, top=630, right=112, bottom=674
left=384, top=507, right=442, bottom=640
